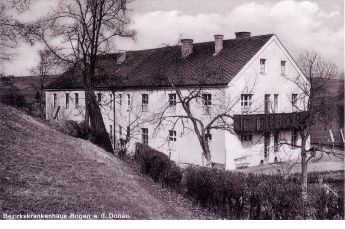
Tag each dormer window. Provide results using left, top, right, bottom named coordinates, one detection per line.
left=260, top=59, right=266, bottom=74
left=281, top=61, right=287, bottom=75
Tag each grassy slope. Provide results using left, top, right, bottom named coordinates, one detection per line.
left=0, top=104, right=213, bottom=219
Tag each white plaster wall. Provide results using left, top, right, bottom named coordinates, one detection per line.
left=113, top=87, right=227, bottom=166
left=46, top=90, right=115, bottom=145
left=224, top=36, right=310, bottom=170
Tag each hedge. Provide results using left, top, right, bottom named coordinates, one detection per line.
left=134, top=143, right=182, bottom=189
left=133, top=144, right=343, bottom=219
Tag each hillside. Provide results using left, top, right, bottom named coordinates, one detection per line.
left=0, top=75, right=59, bottom=103
left=0, top=104, right=213, bottom=219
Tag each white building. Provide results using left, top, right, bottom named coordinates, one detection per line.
left=45, top=32, right=310, bottom=170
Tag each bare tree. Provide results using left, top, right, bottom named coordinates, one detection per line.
left=0, top=0, right=34, bottom=62
left=284, top=50, right=342, bottom=201
left=151, top=53, right=257, bottom=166
left=30, top=49, right=61, bottom=111
left=31, top=0, right=135, bottom=152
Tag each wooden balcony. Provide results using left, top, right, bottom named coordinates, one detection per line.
left=234, top=112, right=308, bottom=133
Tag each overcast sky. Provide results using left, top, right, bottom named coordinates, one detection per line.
left=1, top=0, right=344, bottom=76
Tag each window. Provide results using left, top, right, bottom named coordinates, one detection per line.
left=274, top=131, right=279, bottom=152
left=264, top=94, right=271, bottom=114
left=169, top=130, right=176, bottom=142
left=109, top=125, right=113, bottom=140
left=241, top=133, right=253, bottom=142
left=119, top=125, right=123, bottom=136
left=126, top=126, right=130, bottom=139
left=127, top=94, right=131, bottom=110
left=109, top=93, right=113, bottom=109
left=142, top=128, right=148, bottom=145
left=53, top=93, right=57, bottom=108
left=202, top=93, right=212, bottom=106
left=65, top=93, right=69, bottom=108
left=75, top=93, right=79, bottom=108
left=169, top=93, right=176, bottom=106
left=274, top=94, right=279, bottom=113
left=241, top=94, right=253, bottom=113
left=281, top=61, right=287, bottom=75
left=260, top=59, right=266, bottom=74
left=206, top=129, right=212, bottom=141
left=97, top=93, right=102, bottom=103
left=292, top=94, right=298, bottom=111
left=142, top=94, right=148, bottom=112
left=291, top=129, right=298, bottom=148
left=119, top=94, right=122, bottom=107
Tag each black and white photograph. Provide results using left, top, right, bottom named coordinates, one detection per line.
left=0, top=0, right=344, bottom=223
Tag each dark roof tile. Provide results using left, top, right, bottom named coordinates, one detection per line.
left=46, top=34, right=274, bottom=90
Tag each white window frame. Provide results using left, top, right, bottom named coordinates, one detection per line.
left=292, top=94, right=298, bottom=111
left=169, top=130, right=176, bottom=142
left=264, top=94, right=271, bottom=114
left=127, top=94, right=131, bottom=111
left=142, top=128, right=148, bottom=145
left=202, top=93, right=212, bottom=106
left=169, top=93, right=177, bottom=106
left=241, top=94, right=253, bottom=113
left=274, top=94, right=279, bottom=113
left=291, top=129, right=298, bottom=148
left=260, top=59, right=266, bottom=74
left=281, top=60, right=287, bottom=76
left=97, top=93, right=102, bottom=103
left=65, top=93, right=69, bottom=109
left=53, top=93, right=57, bottom=108
left=109, top=125, right=113, bottom=141
left=75, top=93, right=79, bottom=108
left=142, top=94, right=148, bottom=112
left=119, top=94, right=122, bottom=107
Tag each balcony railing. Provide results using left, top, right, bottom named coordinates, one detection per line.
left=234, top=112, right=308, bottom=133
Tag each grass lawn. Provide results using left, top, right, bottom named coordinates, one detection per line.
left=0, top=104, right=214, bottom=219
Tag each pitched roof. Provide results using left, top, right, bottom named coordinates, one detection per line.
left=46, top=34, right=274, bottom=90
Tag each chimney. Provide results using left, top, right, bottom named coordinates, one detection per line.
left=213, top=34, right=224, bottom=56
left=117, top=50, right=126, bottom=64
left=235, top=31, right=251, bottom=39
left=180, top=39, right=193, bottom=58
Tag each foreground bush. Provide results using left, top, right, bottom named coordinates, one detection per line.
left=134, top=143, right=182, bottom=189
left=185, top=167, right=343, bottom=219
left=132, top=146, right=343, bottom=219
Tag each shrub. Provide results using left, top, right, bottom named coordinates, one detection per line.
left=48, top=120, right=92, bottom=140
left=0, top=89, right=27, bottom=108
left=308, top=184, right=344, bottom=219
left=134, top=143, right=182, bottom=189
left=131, top=146, right=343, bottom=220
left=184, top=167, right=343, bottom=220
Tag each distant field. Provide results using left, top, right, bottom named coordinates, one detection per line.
left=0, top=75, right=59, bottom=103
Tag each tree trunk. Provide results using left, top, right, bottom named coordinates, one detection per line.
left=203, top=140, right=212, bottom=165
left=301, top=147, right=308, bottom=200
left=39, top=76, right=45, bottom=112
left=300, top=134, right=308, bottom=219
left=85, top=88, right=114, bottom=153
